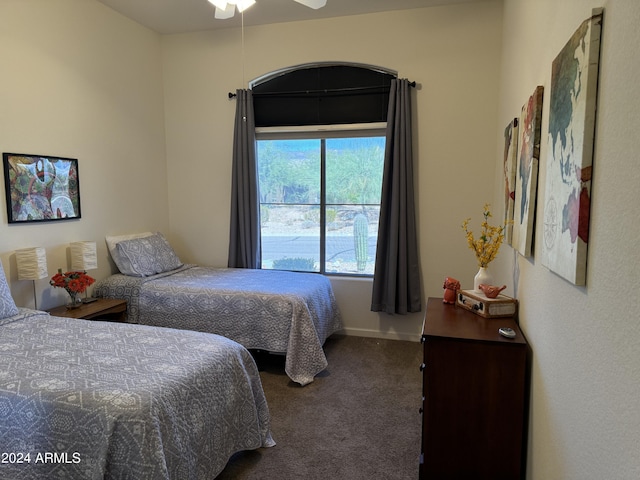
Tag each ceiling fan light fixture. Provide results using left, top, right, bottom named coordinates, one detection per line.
left=211, top=0, right=324, bottom=21
left=293, top=0, right=327, bottom=9
left=214, top=3, right=235, bottom=19
left=236, top=0, right=256, bottom=13
left=207, top=0, right=228, bottom=9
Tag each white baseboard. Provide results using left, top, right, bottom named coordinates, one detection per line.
left=336, top=327, right=421, bottom=343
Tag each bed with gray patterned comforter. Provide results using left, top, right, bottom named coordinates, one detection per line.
left=0, top=308, right=274, bottom=480
left=94, top=266, right=343, bottom=386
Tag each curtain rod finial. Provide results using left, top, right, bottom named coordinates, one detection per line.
left=228, top=92, right=237, bottom=99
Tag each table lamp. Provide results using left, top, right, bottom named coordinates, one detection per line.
left=70, top=241, right=98, bottom=303
left=15, top=247, right=48, bottom=310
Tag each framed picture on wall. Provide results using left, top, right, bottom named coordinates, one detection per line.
left=2, top=152, right=81, bottom=224
left=503, top=117, right=519, bottom=245
left=512, top=86, right=544, bottom=258
left=541, top=8, right=603, bottom=286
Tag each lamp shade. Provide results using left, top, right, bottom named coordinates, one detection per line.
left=70, top=241, right=98, bottom=270
left=15, top=247, right=48, bottom=281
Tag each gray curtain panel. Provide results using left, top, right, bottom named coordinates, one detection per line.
left=371, top=79, right=422, bottom=314
left=228, top=89, right=261, bottom=269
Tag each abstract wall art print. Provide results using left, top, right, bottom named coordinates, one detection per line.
left=503, top=118, right=519, bottom=245
left=541, top=8, right=603, bottom=286
left=512, top=86, right=544, bottom=258
left=3, top=153, right=81, bottom=224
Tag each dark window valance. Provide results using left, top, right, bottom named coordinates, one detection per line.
left=249, top=62, right=397, bottom=128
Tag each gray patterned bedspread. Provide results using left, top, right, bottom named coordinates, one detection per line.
left=0, top=308, right=274, bottom=480
left=94, top=266, right=343, bottom=386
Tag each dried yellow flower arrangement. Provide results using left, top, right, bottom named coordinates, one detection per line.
left=461, top=204, right=508, bottom=268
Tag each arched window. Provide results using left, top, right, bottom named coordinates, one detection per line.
left=251, top=62, right=396, bottom=275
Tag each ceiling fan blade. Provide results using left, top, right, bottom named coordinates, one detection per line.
left=214, top=4, right=236, bottom=19
left=293, top=0, right=327, bottom=9
left=207, top=0, right=228, bottom=8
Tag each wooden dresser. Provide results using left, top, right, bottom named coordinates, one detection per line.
left=419, top=297, right=530, bottom=479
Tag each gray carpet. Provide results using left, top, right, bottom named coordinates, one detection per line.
left=216, top=335, right=423, bottom=479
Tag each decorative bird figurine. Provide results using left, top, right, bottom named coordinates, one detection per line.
left=478, top=284, right=507, bottom=299
left=443, top=277, right=461, bottom=304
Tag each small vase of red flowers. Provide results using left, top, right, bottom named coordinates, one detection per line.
left=50, top=269, right=95, bottom=309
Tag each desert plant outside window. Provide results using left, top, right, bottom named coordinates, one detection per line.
left=256, top=124, right=385, bottom=275
left=228, top=64, right=422, bottom=312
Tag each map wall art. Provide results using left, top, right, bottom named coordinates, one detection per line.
left=541, top=8, right=603, bottom=286
left=512, top=86, right=544, bottom=258
left=503, top=118, right=519, bottom=245
left=2, top=153, right=81, bottom=224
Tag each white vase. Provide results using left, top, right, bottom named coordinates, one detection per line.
left=473, top=267, right=493, bottom=292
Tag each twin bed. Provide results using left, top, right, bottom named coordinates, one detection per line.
left=0, top=231, right=342, bottom=477
left=95, top=232, right=344, bottom=386
left=0, top=264, right=274, bottom=479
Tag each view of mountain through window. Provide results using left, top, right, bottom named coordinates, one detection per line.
left=257, top=136, right=385, bottom=275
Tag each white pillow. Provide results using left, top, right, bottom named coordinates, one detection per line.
left=105, top=232, right=153, bottom=274
left=0, top=259, right=19, bottom=319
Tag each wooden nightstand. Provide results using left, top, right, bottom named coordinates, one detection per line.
left=47, top=298, right=128, bottom=322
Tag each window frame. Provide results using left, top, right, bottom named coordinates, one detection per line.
left=255, top=123, right=386, bottom=277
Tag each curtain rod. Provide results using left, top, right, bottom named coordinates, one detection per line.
left=228, top=81, right=416, bottom=99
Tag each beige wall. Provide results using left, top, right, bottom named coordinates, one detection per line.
left=2, top=0, right=639, bottom=477
left=492, top=0, right=640, bottom=478
left=0, top=0, right=169, bottom=309
left=162, top=1, right=504, bottom=339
